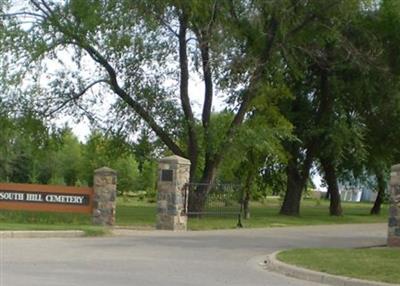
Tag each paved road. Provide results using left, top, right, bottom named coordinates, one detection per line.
left=0, top=223, right=386, bottom=286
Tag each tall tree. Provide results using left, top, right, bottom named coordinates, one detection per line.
left=366, top=0, right=400, bottom=214
left=0, top=99, right=16, bottom=181
left=0, top=0, right=358, bottom=212
left=279, top=0, right=381, bottom=216
left=328, top=0, right=400, bottom=215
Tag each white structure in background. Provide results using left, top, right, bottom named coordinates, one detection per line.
left=340, top=188, right=362, bottom=202
left=311, top=187, right=377, bottom=202
left=312, top=174, right=378, bottom=202
left=340, top=187, right=377, bottom=202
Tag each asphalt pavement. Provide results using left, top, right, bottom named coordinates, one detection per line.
left=0, top=223, right=387, bottom=286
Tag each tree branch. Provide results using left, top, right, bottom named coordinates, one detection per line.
left=154, top=13, right=178, bottom=37
left=178, top=11, right=199, bottom=178
left=287, top=0, right=342, bottom=37
left=215, top=15, right=280, bottom=167
left=230, top=16, right=279, bottom=129
left=0, top=11, right=46, bottom=19
left=29, top=0, right=51, bottom=18
left=42, top=79, right=108, bottom=117
left=206, top=0, right=218, bottom=35
left=83, top=45, right=185, bottom=157
left=29, top=0, right=186, bottom=157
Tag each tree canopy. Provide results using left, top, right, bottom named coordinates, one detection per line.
left=1, top=0, right=400, bottom=216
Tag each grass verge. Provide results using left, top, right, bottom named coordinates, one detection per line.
left=277, top=248, right=400, bottom=284
left=0, top=210, right=108, bottom=236
left=116, top=198, right=387, bottom=230
left=0, top=198, right=388, bottom=232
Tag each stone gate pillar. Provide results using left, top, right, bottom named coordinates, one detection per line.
left=156, top=155, right=190, bottom=231
left=388, top=164, right=400, bottom=247
left=92, top=167, right=117, bottom=226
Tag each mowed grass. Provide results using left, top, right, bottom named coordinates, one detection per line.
left=115, top=198, right=156, bottom=229
left=277, top=248, right=400, bottom=284
left=116, top=197, right=388, bottom=230
left=0, top=210, right=106, bottom=236
left=0, top=198, right=388, bottom=232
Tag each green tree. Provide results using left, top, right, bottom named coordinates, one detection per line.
left=81, top=131, right=114, bottom=186
left=355, top=0, right=400, bottom=214
left=278, top=1, right=384, bottom=216
left=0, top=100, right=15, bottom=181
left=0, top=0, right=369, bottom=212
left=81, top=130, right=149, bottom=194
left=112, top=155, right=140, bottom=195
left=9, top=111, right=49, bottom=183
left=137, top=160, right=157, bottom=192
left=217, top=94, right=292, bottom=218
left=134, top=129, right=156, bottom=172
left=56, top=128, right=83, bottom=186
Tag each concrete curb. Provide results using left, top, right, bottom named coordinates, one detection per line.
left=0, top=230, right=85, bottom=238
left=262, top=251, right=399, bottom=286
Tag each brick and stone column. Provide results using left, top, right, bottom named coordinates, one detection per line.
left=388, top=164, right=400, bottom=247
left=92, top=167, right=117, bottom=226
left=156, top=155, right=190, bottom=231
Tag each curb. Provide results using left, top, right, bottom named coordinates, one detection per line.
left=0, top=230, right=85, bottom=238
left=262, top=251, right=398, bottom=286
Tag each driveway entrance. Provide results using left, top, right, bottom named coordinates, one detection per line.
left=1, top=223, right=386, bottom=286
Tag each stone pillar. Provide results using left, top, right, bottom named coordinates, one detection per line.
left=92, top=167, right=117, bottom=226
left=156, top=155, right=190, bottom=231
left=388, top=164, right=400, bottom=247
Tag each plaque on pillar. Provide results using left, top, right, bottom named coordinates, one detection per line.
left=161, top=169, right=173, bottom=182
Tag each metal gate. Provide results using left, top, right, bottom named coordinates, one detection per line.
left=183, top=183, right=243, bottom=227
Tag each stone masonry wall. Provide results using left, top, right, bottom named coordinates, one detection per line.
left=157, top=155, right=190, bottom=231
left=388, top=164, right=400, bottom=247
left=92, top=167, right=117, bottom=226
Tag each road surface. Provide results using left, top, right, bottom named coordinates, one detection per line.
left=0, top=223, right=386, bottom=286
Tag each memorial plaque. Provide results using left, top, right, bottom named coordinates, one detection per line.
left=161, top=169, right=173, bottom=182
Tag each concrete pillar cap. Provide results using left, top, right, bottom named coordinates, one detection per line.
left=94, top=166, right=117, bottom=174
left=391, top=164, right=400, bottom=172
left=158, top=155, right=191, bottom=165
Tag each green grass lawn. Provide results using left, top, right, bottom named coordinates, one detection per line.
left=0, top=210, right=107, bottom=236
left=277, top=248, right=400, bottom=284
left=0, top=198, right=388, bottom=233
left=115, top=197, right=387, bottom=230
left=115, top=198, right=156, bottom=228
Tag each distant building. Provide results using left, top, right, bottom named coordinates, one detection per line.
left=339, top=186, right=377, bottom=202
left=312, top=174, right=380, bottom=202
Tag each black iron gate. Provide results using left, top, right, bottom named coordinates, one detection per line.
left=183, top=183, right=243, bottom=227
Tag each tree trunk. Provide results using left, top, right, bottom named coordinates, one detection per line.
left=187, top=186, right=208, bottom=217
left=321, top=158, right=342, bottom=216
left=178, top=13, right=198, bottom=182
left=187, top=159, right=217, bottom=214
left=188, top=16, right=279, bottom=215
left=243, top=189, right=251, bottom=219
left=370, top=171, right=386, bottom=215
left=280, top=160, right=304, bottom=216
left=243, top=170, right=254, bottom=219
left=280, top=140, right=316, bottom=216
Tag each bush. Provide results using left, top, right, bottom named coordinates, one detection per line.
left=146, top=189, right=157, bottom=203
